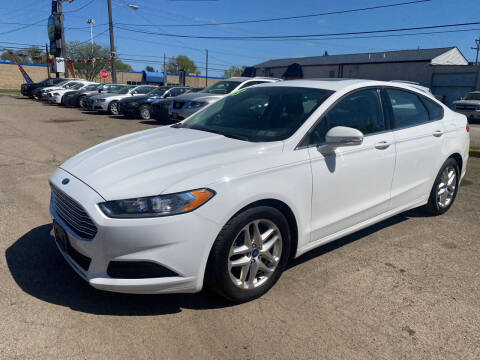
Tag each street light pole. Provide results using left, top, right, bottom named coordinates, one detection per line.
left=107, top=0, right=117, bottom=83
left=58, top=0, right=69, bottom=77
left=87, top=18, right=95, bottom=45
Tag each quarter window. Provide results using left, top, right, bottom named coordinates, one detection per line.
left=308, top=88, right=384, bottom=145
left=421, top=97, right=444, bottom=121
left=386, top=89, right=429, bottom=128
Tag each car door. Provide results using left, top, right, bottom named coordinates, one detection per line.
left=384, top=88, right=446, bottom=209
left=305, top=88, right=396, bottom=242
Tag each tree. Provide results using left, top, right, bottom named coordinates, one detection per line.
left=223, top=65, right=246, bottom=78
left=0, top=46, right=45, bottom=63
left=145, top=65, right=155, bottom=72
left=66, top=41, right=132, bottom=81
left=166, top=55, right=198, bottom=75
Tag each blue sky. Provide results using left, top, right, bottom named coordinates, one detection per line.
left=0, top=0, right=479, bottom=75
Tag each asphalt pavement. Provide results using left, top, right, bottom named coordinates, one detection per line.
left=0, top=94, right=479, bottom=360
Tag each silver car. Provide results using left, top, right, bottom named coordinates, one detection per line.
left=169, top=77, right=281, bottom=120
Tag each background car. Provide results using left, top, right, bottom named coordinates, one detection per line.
left=85, top=85, right=158, bottom=115
left=169, top=77, right=281, bottom=120
left=47, top=81, right=97, bottom=105
left=119, top=86, right=190, bottom=120
left=80, top=84, right=129, bottom=109
left=62, top=83, right=103, bottom=107
left=452, top=91, right=480, bottom=122
left=34, top=79, right=83, bottom=101
left=21, top=77, right=66, bottom=98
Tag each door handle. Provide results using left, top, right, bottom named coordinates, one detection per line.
left=374, top=140, right=391, bottom=150
left=433, top=130, right=444, bottom=137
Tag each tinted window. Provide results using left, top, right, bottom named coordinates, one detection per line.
left=308, top=88, right=384, bottom=145
left=421, top=97, right=444, bottom=120
left=203, top=81, right=241, bottom=95
left=181, top=87, right=333, bottom=142
left=387, top=89, right=429, bottom=128
left=134, top=86, right=156, bottom=94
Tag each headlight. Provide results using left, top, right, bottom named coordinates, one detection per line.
left=186, top=101, right=209, bottom=109
left=98, top=99, right=107, bottom=102
left=53, top=93, right=60, bottom=96
left=98, top=188, right=215, bottom=218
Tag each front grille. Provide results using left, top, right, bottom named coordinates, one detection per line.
left=51, top=186, right=97, bottom=239
left=456, top=104, right=477, bottom=111
left=173, top=101, right=185, bottom=109
left=86, top=99, right=94, bottom=108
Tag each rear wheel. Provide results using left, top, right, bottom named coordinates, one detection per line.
left=424, top=158, right=459, bottom=215
left=206, top=206, right=291, bottom=302
left=78, top=96, right=86, bottom=108
left=139, top=105, right=151, bottom=120
left=108, top=101, right=119, bottom=115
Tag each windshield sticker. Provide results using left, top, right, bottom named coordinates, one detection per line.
left=230, top=89, right=247, bottom=96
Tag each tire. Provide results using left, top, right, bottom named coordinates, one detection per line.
left=79, top=96, right=86, bottom=108
left=139, top=105, right=151, bottom=120
left=205, top=206, right=291, bottom=302
left=108, top=101, right=119, bottom=115
left=424, top=157, right=460, bottom=215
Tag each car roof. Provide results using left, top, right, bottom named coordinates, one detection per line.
left=253, top=78, right=432, bottom=93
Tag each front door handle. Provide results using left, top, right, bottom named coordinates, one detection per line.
left=433, top=130, right=444, bottom=137
left=374, top=140, right=391, bottom=150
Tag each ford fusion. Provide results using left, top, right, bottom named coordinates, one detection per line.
left=49, top=79, right=470, bottom=302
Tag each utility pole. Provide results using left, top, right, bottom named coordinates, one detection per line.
left=46, top=43, right=51, bottom=78
left=87, top=18, right=95, bottom=45
left=163, top=53, right=167, bottom=85
left=107, top=0, right=117, bottom=83
left=472, top=37, right=480, bottom=65
left=58, top=0, right=69, bottom=77
left=205, top=49, right=208, bottom=87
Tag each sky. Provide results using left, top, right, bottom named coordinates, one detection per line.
left=0, top=0, right=479, bottom=76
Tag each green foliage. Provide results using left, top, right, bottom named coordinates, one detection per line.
left=223, top=65, right=246, bottom=78
left=166, top=55, right=198, bottom=75
left=66, top=41, right=132, bottom=80
left=145, top=66, right=155, bottom=72
left=0, top=46, right=45, bottom=64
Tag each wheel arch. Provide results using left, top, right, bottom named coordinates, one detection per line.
left=227, top=198, right=299, bottom=261
left=448, top=152, right=463, bottom=173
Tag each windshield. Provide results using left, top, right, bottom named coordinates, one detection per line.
left=149, top=87, right=169, bottom=96
left=465, top=93, right=480, bottom=101
left=202, top=81, right=242, bottom=95
left=84, top=84, right=100, bottom=91
left=55, top=80, right=69, bottom=87
left=180, top=86, right=333, bottom=142
left=71, top=83, right=86, bottom=90
left=114, top=86, right=134, bottom=94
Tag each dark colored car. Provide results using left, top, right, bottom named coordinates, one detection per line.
left=118, top=86, right=190, bottom=120
left=21, top=78, right=66, bottom=98
left=63, top=83, right=103, bottom=107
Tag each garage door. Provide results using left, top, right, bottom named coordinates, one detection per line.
left=431, top=72, right=477, bottom=107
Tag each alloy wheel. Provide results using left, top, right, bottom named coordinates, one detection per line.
left=228, top=219, right=282, bottom=290
left=436, top=165, right=456, bottom=208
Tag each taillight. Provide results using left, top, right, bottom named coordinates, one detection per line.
left=466, top=122, right=470, bottom=132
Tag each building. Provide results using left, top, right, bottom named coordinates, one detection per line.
left=253, top=47, right=480, bottom=105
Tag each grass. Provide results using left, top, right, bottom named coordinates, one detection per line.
left=0, top=89, right=20, bottom=95
left=471, top=146, right=480, bottom=151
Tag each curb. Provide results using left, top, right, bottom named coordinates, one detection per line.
left=470, top=149, right=480, bottom=158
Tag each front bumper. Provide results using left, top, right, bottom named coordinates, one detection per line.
left=87, top=99, right=109, bottom=111
left=119, top=103, right=140, bottom=116
left=49, top=168, right=221, bottom=294
left=49, top=94, right=62, bottom=104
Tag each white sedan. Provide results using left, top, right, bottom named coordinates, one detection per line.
left=49, top=79, right=470, bottom=302
left=48, top=81, right=98, bottom=104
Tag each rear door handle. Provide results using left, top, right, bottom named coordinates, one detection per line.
left=374, top=140, right=391, bottom=150
left=433, top=130, right=444, bottom=137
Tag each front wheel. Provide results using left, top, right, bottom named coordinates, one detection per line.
left=206, top=206, right=291, bottom=302
left=424, top=158, right=460, bottom=215
left=108, top=101, right=119, bottom=115
left=139, top=105, right=151, bottom=120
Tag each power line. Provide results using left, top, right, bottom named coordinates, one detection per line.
left=115, top=0, right=431, bottom=27
left=0, top=17, right=48, bottom=36
left=64, top=0, right=96, bottom=13
left=115, top=21, right=480, bottom=40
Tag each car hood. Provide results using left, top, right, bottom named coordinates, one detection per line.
left=90, top=93, right=132, bottom=100
left=120, top=95, right=153, bottom=103
left=60, top=126, right=283, bottom=200
left=42, top=86, right=64, bottom=92
left=172, top=92, right=217, bottom=102
left=191, top=94, right=224, bottom=103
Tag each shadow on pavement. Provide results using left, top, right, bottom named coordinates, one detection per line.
left=5, top=224, right=231, bottom=316
left=7, top=209, right=428, bottom=315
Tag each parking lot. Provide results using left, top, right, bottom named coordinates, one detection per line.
left=0, top=93, right=479, bottom=359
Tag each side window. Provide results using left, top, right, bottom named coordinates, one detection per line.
left=386, top=89, right=429, bottom=128
left=238, top=81, right=267, bottom=90
left=308, top=88, right=384, bottom=145
left=135, top=86, right=154, bottom=94
left=421, top=97, right=444, bottom=121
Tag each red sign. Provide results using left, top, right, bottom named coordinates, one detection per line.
left=100, top=69, right=108, bottom=79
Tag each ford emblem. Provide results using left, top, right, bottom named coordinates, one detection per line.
left=62, top=178, right=70, bottom=185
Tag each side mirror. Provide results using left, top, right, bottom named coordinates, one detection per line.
left=322, top=126, right=363, bottom=149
